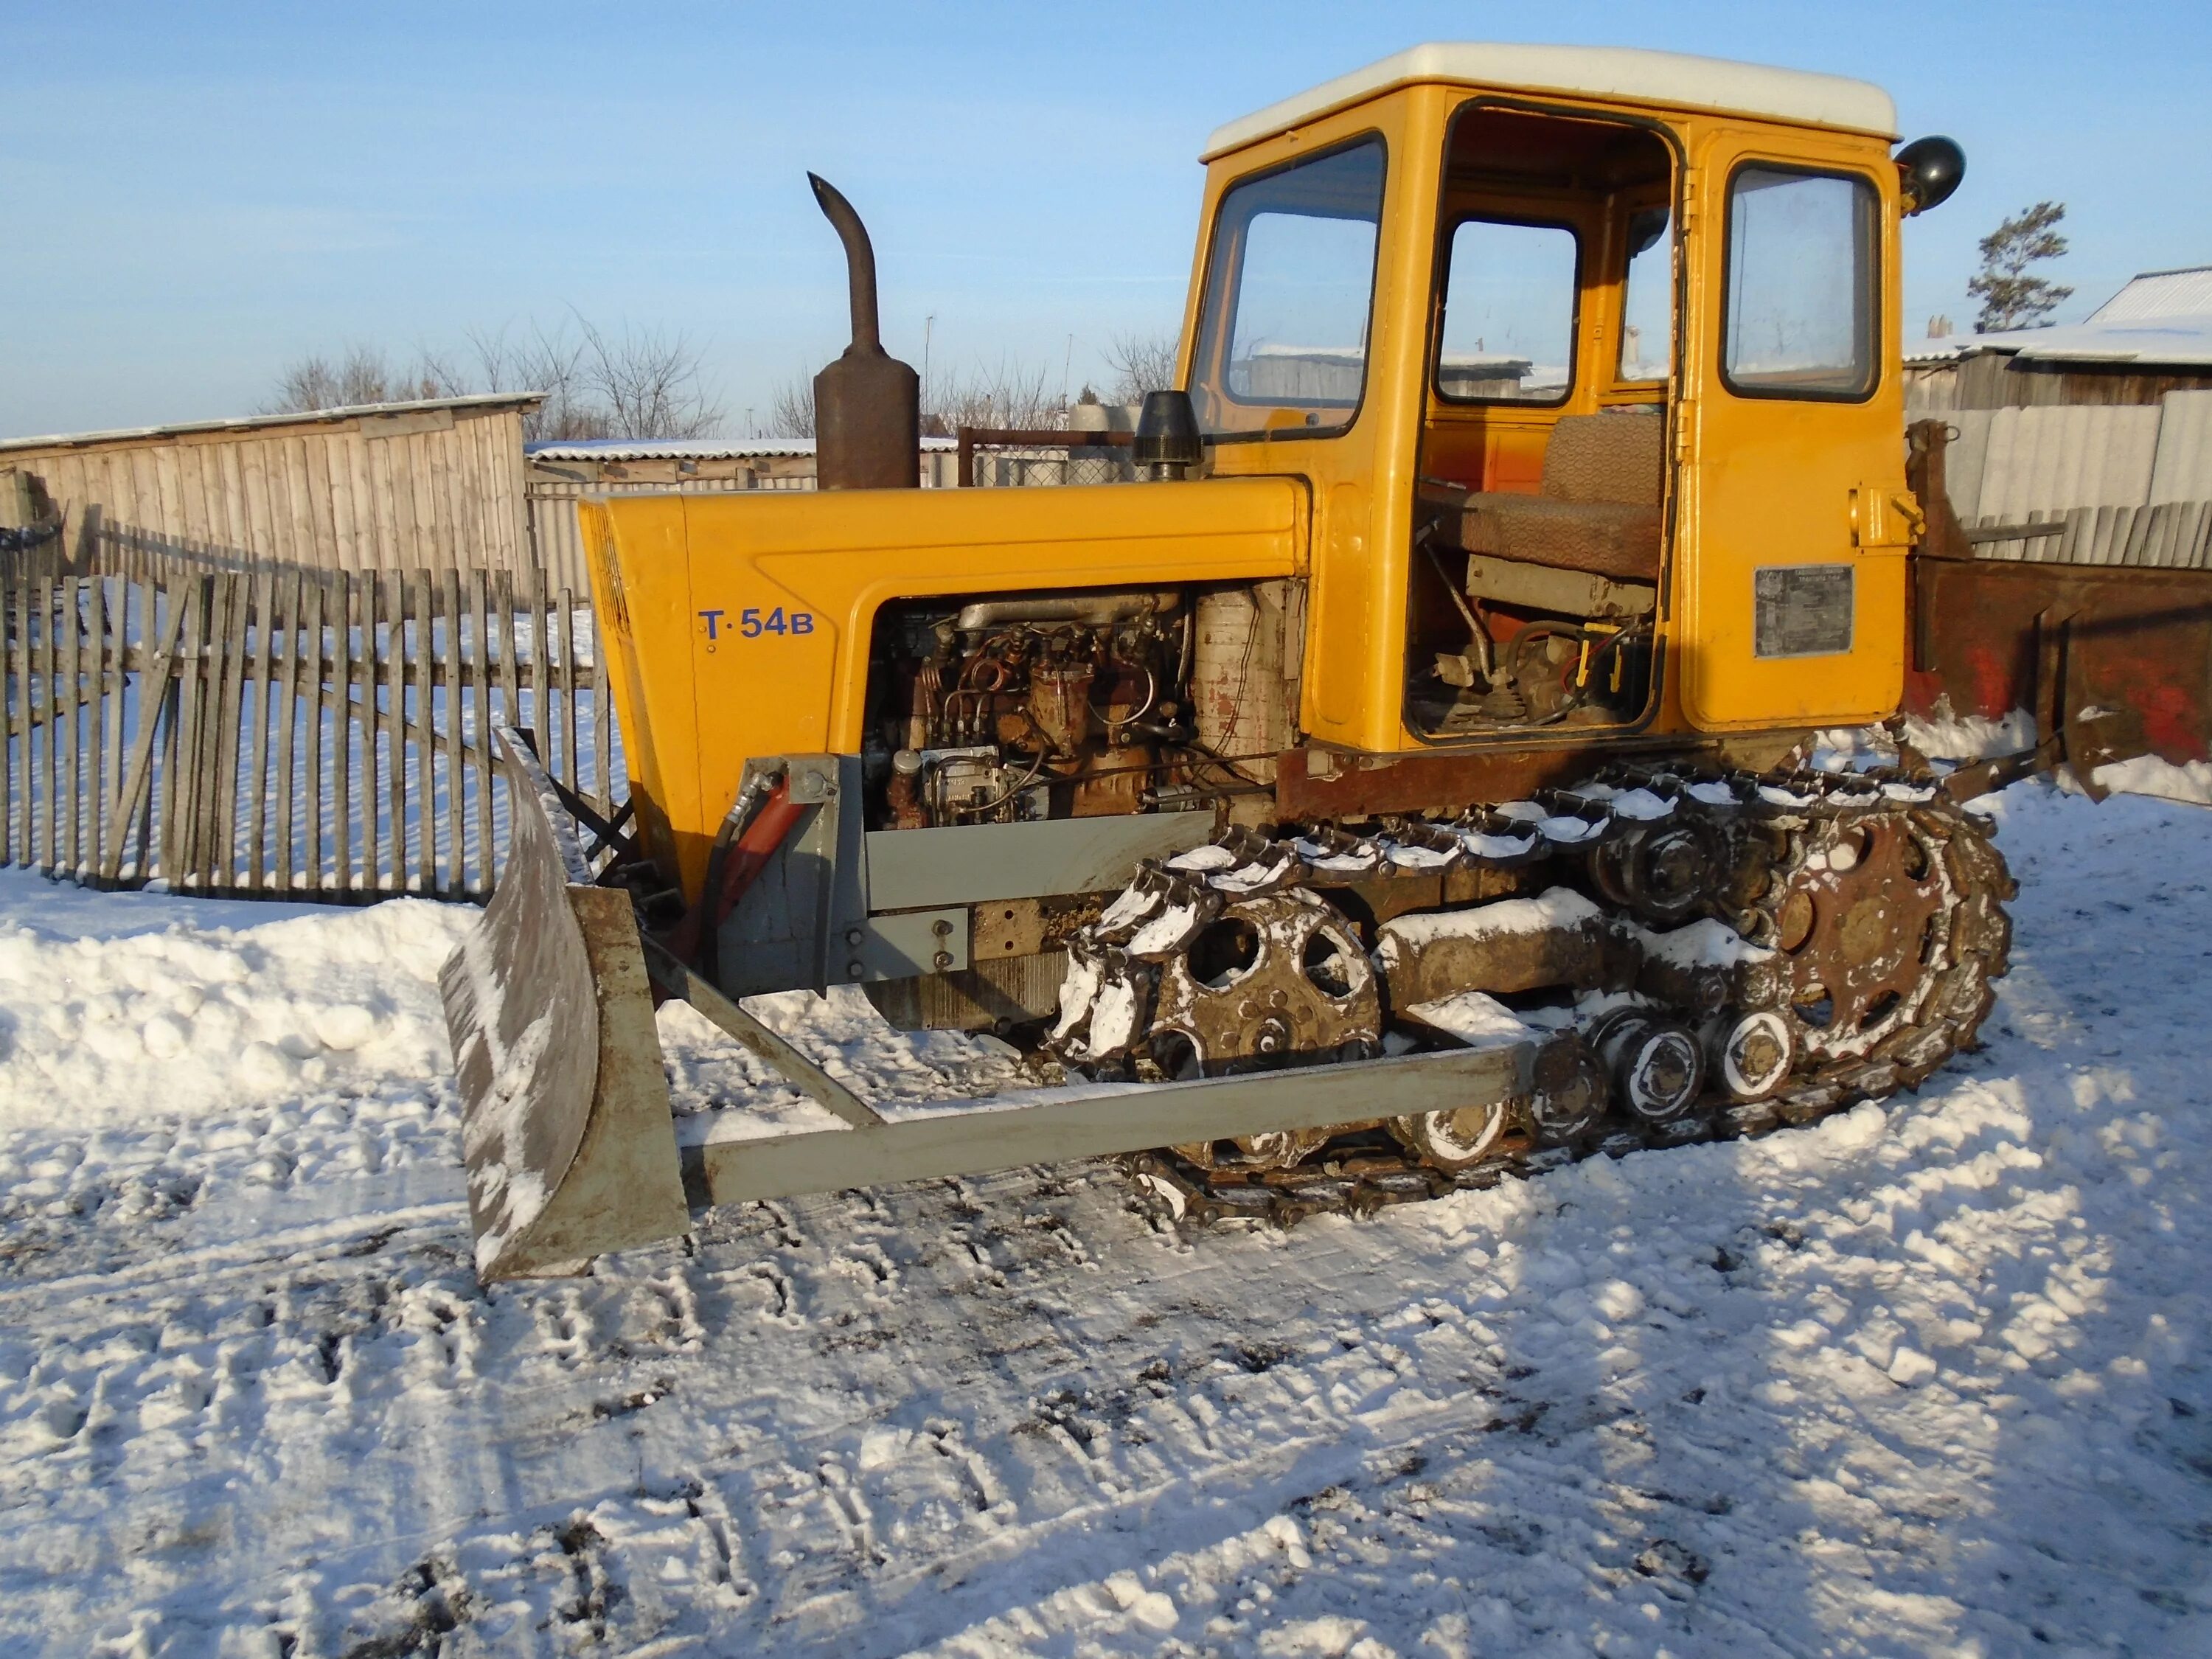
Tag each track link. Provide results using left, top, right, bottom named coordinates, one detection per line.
left=1054, top=760, right=2014, bottom=1231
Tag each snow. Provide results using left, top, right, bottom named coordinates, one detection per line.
left=1, top=782, right=2211, bottom=1654
left=1637, top=917, right=1772, bottom=971
left=1374, top=887, right=1601, bottom=972
left=2089, top=754, right=2212, bottom=807
left=1400, top=990, right=1534, bottom=1046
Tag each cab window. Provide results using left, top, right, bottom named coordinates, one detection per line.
left=1434, top=219, right=1578, bottom=404
left=1722, top=166, right=1878, bottom=398
left=1190, top=136, right=1385, bottom=439
left=1617, top=206, right=1672, bottom=381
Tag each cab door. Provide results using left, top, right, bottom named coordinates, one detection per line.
left=1677, top=136, right=1910, bottom=730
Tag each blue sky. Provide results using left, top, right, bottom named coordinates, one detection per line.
left=5, top=1, right=2205, bottom=438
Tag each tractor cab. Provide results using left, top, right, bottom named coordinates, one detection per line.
left=1185, top=46, right=1925, bottom=756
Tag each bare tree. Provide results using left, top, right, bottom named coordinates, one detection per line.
left=765, top=372, right=816, bottom=439
left=764, top=352, right=1066, bottom=439
left=572, top=316, right=723, bottom=440
left=1102, top=330, right=1180, bottom=405
left=925, top=357, right=1066, bottom=432
left=265, top=315, right=724, bottom=442
left=262, top=344, right=457, bottom=415
left=1969, top=202, right=2074, bottom=333
left=456, top=322, right=607, bottom=443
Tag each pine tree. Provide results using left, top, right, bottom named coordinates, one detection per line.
left=1968, top=202, right=2074, bottom=333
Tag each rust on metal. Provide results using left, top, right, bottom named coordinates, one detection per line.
left=1907, top=417, right=2212, bottom=771
left=1907, top=549, right=2212, bottom=767
left=1150, top=891, right=1380, bottom=1077
left=1272, top=735, right=1806, bottom=822
left=1760, top=810, right=1951, bottom=1063
left=807, top=173, right=921, bottom=491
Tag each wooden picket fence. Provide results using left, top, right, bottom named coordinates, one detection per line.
left=0, top=564, right=618, bottom=901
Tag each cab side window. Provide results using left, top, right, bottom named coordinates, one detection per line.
left=1722, top=167, right=1878, bottom=399
left=1617, top=206, right=1672, bottom=382
left=1434, top=219, right=1579, bottom=405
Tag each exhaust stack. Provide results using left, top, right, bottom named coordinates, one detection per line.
left=807, top=173, right=922, bottom=490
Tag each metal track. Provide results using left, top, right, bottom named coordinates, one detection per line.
left=1080, top=760, right=2014, bottom=1231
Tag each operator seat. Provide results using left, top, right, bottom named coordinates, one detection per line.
left=1426, top=411, right=1663, bottom=582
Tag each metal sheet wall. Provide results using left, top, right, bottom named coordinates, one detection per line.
left=1943, top=394, right=2212, bottom=568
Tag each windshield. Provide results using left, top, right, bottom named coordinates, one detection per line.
left=1189, top=137, right=1386, bottom=439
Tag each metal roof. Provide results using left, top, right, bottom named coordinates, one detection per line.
left=2089, top=266, right=2212, bottom=324
left=1906, top=268, right=2212, bottom=372
left=526, top=436, right=960, bottom=462
left=1202, top=44, right=1897, bottom=161
left=0, top=392, right=544, bottom=456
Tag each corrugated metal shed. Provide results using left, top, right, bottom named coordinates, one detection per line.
left=1940, top=391, right=2212, bottom=568
left=2090, top=266, right=2212, bottom=324
left=2149, top=390, right=2212, bottom=503
left=1906, top=267, right=2212, bottom=371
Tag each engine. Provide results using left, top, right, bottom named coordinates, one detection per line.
left=863, top=586, right=1283, bottom=830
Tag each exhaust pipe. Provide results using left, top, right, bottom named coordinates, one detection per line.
left=808, top=173, right=922, bottom=490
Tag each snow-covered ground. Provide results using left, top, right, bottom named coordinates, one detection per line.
left=1, top=782, right=2209, bottom=1657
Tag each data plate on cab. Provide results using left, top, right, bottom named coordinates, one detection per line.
left=1753, top=564, right=1854, bottom=658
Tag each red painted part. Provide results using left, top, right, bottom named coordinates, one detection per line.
left=654, top=779, right=807, bottom=976
left=1910, top=554, right=2212, bottom=765
left=716, top=783, right=807, bottom=927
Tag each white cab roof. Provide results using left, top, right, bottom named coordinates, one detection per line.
left=1202, top=44, right=1898, bottom=160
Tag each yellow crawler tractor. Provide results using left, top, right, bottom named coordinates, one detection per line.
left=444, top=45, right=2212, bottom=1279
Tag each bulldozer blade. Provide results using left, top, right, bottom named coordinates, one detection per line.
left=439, top=730, right=689, bottom=1280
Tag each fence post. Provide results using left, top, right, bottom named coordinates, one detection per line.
left=302, top=577, right=327, bottom=892
left=36, top=574, right=56, bottom=873
left=383, top=571, right=406, bottom=893
left=211, top=572, right=249, bottom=892
left=332, top=571, right=353, bottom=897
left=469, top=567, right=494, bottom=896
left=355, top=573, right=379, bottom=891
left=162, top=577, right=206, bottom=886
left=271, top=569, right=301, bottom=892
left=411, top=570, right=434, bottom=897
left=441, top=566, right=464, bottom=900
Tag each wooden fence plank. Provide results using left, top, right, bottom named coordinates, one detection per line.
left=245, top=570, right=275, bottom=887
left=152, top=587, right=177, bottom=876
left=101, top=592, right=187, bottom=886
left=102, top=580, right=126, bottom=881
left=383, top=572, right=405, bottom=892
left=591, top=608, right=612, bottom=815
left=302, top=578, right=326, bottom=891
left=495, top=571, right=519, bottom=763
left=529, top=565, right=550, bottom=782
left=332, top=571, right=353, bottom=895
left=469, top=568, right=493, bottom=894
left=1, top=569, right=14, bottom=866
left=85, top=575, right=105, bottom=880
left=212, top=573, right=249, bottom=891
left=37, top=577, right=55, bottom=872
left=442, top=566, right=463, bottom=898
left=165, top=580, right=206, bottom=885
left=193, top=574, right=226, bottom=888
left=272, top=570, right=300, bottom=892
left=356, top=575, right=379, bottom=890
left=411, top=571, right=434, bottom=895
left=559, top=585, right=580, bottom=801
left=59, top=577, right=80, bottom=877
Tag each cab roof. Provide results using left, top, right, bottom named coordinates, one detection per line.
left=1201, top=44, right=1899, bottom=161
